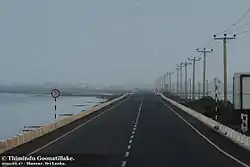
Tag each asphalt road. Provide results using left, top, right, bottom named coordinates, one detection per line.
left=1, top=91, right=249, bottom=167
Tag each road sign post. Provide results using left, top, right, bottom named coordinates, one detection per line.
left=51, top=89, right=60, bottom=120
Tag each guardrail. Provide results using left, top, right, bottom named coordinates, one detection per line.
left=0, top=92, right=130, bottom=154
left=156, top=92, right=250, bottom=151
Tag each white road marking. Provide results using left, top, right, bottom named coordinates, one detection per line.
left=25, top=97, right=129, bottom=156
left=136, top=97, right=143, bottom=123
left=121, top=161, right=127, bottom=167
left=121, top=96, right=144, bottom=167
left=125, top=151, right=130, bottom=157
left=160, top=99, right=250, bottom=167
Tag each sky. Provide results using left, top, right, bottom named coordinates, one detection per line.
left=0, top=0, right=250, bottom=87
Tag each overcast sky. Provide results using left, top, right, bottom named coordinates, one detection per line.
left=0, top=0, right=250, bottom=86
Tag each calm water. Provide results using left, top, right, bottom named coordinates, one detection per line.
left=0, top=93, right=107, bottom=140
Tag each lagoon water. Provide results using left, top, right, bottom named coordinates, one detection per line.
left=0, top=93, right=106, bottom=140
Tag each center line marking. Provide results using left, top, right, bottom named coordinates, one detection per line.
left=125, top=151, right=130, bottom=157
left=121, top=161, right=127, bottom=167
left=135, top=96, right=143, bottom=123
left=120, top=96, right=144, bottom=167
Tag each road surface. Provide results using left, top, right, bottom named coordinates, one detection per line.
left=1, top=91, right=249, bottom=167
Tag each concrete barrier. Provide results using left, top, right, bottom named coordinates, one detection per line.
left=0, top=140, right=6, bottom=153
left=158, top=93, right=250, bottom=151
left=0, top=93, right=130, bottom=154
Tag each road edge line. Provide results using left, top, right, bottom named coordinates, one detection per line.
left=157, top=95, right=249, bottom=167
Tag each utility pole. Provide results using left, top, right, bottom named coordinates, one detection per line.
left=176, top=64, right=180, bottom=96
left=197, top=48, right=213, bottom=97
left=198, top=81, right=201, bottom=99
left=179, top=62, right=185, bottom=98
left=184, top=61, right=192, bottom=99
left=188, top=56, right=201, bottom=100
left=158, top=78, right=160, bottom=90
left=158, top=78, right=161, bottom=90
left=166, top=72, right=169, bottom=91
left=206, top=80, right=209, bottom=96
left=189, top=78, right=192, bottom=99
left=163, top=74, right=166, bottom=91
left=160, top=77, right=162, bottom=89
left=169, top=71, right=174, bottom=93
left=155, top=78, right=158, bottom=90
left=214, top=33, right=236, bottom=106
left=159, top=77, right=162, bottom=90
left=161, top=75, right=164, bottom=90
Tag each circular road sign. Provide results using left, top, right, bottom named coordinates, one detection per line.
left=51, top=89, right=60, bottom=98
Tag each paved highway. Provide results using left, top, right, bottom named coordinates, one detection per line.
left=1, top=91, right=250, bottom=167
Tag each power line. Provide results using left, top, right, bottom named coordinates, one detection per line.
left=201, top=8, right=250, bottom=51
left=235, top=21, right=250, bottom=30
left=159, top=8, right=250, bottom=96
left=215, top=7, right=250, bottom=35
left=226, top=21, right=250, bottom=34
left=204, top=38, right=214, bottom=47
left=236, top=29, right=250, bottom=36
